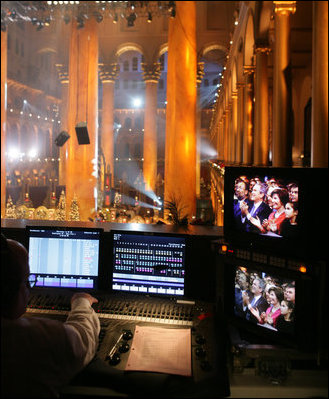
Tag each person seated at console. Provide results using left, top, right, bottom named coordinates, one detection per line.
left=240, top=182, right=272, bottom=234
left=1, top=233, right=100, bottom=398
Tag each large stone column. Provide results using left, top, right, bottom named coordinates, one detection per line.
left=1, top=30, right=7, bottom=218
left=254, top=44, right=271, bottom=166
left=164, top=1, right=197, bottom=219
left=55, top=64, right=69, bottom=185
left=196, top=61, right=205, bottom=198
left=236, top=82, right=245, bottom=163
left=311, top=1, right=328, bottom=167
left=231, top=92, right=238, bottom=163
left=272, top=1, right=296, bottom=166
left=243, top=66, right=254, bottom=165
left=99, top=63, right=119, bottom=186
left=66, top=19, right=99, bottom=220
left=141, top=62, right=161, bottom=194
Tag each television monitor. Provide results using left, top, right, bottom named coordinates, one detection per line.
left=110, top=230, right=186, bottom=297
left=222, top=258, right=320, bottom=353
left=26, top=226, right=103, bottom=290
left=224, top=166, right=328, bottom=259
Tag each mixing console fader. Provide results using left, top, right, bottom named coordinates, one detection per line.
left=26, top=290, right=229, bottom=397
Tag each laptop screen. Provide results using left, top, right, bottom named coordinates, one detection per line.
left=111, top=230, right=186, bottom=296
left=27, top=226, right=102, bottom=289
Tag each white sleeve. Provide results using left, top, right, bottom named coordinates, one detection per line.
left=63, top=297, right=101, bottom=367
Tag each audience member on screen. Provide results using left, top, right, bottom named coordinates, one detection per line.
left=287, top=183, right=299, bottom=203
left=280, top=201, right=299, bottom=238
left=240, top=182, right=272, bottom=234
left=284, top=282, right=296, bottom=304
left=242, top=277, right=268, bottom=323
left=1, top=233, right=100, bottom=398
left=234, top=270, right=252, bottom=318
left=262, top=189, right=290, bottom=235
left=233, top=178, right=252, bottom=230
left=249, top=286, right=284, bottom=329
left=276, top=300, right=295, bottom=334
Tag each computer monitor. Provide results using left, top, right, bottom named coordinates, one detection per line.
left=110, top=230, right=186, bottom=297
left=26, top=226, right=103, bottom=290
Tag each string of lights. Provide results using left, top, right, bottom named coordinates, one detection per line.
left=1, top=1, right=176, bottom=31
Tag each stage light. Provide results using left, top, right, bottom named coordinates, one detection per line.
left=8, top=148, right=20, bottom=160
left=113, top=13, right=118, bottom=23
left=127, top=12, right=136, bottom=27
left=28, top=149, right=37, bottom=159
left=133, top=98, right=142, bottom=107
left=147, top=12, right=152, bottom=23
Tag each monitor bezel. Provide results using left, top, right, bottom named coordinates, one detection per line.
left=221, top=255, right=319, bottom=353
left=108, top=229, right=190, bottom=299
left=223, top=166, right=328, bottom=260
left=25, top=225, right=104, bottom=290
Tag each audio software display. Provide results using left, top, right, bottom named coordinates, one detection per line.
left=111, top=231, right=186, bottom=296
left=27, top=227, right=102, bottom=289
left=234, top=265, right=295, bottom=335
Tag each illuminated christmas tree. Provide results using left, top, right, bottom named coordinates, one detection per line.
left=5, top=196, right=16, bottom=219
left=56, top=190, right=66, bottom=221
left=69, top=194, right=80, bottom=221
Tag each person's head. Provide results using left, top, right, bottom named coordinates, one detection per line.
left=285, top=283, right=295, bottom=303
left=268, top=286, right=284, bottom=306
left=285, top=201, right=298, bottom=223
left=234, top=178, right=249, bottom=201
left=237, top=271, right=249, bottom=290
left=1, top=233, right=30, bottom=319
left=280, top=300, right=294, bottom=320
left=251, top=277, right=266, bottom=296
left=288, top=184, right=299, bottom=203
left=271, top=188, right=289, bottom=210
left=250, top=183, right=268, bottom=204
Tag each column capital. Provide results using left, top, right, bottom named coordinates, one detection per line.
left=232, top=91, right=238, bottom=99
left=254, top=44, right=271, bottom=55
left=55, top=63, right=69, bottom=84
left=99, top=63, right=120, bottom=83
left=243, top=65, right=255, bottom=75
left=141, top=62, right=161, bottom=83
left=197, top=61, right=205, bottom=85
left=274, top=1, right=296, bottom=16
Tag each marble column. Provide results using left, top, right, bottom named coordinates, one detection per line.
left=311, top=1, right=328, bottom=167
left=1, top=30, right=7, bottom=218
left=196, top=61, right=205, bottom=198
left=165, top=1, right=197, bottom=219
left=231, top=92, right=238, bottom=163
left=254, top=44, right=271, bottom=166
left=66, top=19, right=99, bottom=220
left=243, top=66, right=255, bottom=165
left=236, top=82, right=245, bottom=164
left=55, top=64, right=69, bottom=185
left=99, top=63, right=119, bottom=186
left=272, top=1, right=296, bottom=166
left=141, top=62, right=161, bottom=194
left=224, top=107, right=230, bottom=162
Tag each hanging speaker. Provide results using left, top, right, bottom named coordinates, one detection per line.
left=75, top=122, right=90, bottom=145
left=54, top=131, right=70, bottom=147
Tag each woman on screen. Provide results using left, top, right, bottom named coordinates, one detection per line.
left=276, top=300, right=295, bottom=335
left=262, top=189, right=289, bottom=235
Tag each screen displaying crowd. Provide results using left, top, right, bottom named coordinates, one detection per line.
left=233, top=175, right=299, bottom=238
left=234, top=266, right=295, bottom=335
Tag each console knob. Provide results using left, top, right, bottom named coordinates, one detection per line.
left=195, top=335, right=206, bottom=345
left=122, top=330, right=133, bottom=340
left=195, top=347, right=206, bottom=358
left=108, top=353, right=121, bottom=365
left=119, top=342, right=130, bottom=353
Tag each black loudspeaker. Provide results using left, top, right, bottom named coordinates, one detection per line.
left=75, top=122, right=90, bottom=145
left=54, top=131, right=70, bottom=147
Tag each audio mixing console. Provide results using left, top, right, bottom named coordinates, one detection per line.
left=25, top=290, right=230, bottom=397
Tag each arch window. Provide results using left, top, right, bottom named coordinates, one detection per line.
left=115, top=80, right=120, bottom=89
left=159, top=54, right=165, bottom=71
left=132, top=57, right=138, bottom=71
left=123, top=60, right=129, bottom=71
left=204, top=79, right=209, bottom=87
left=124, top=117, right=132, bottom=129
left=212, top=78, right=218, bottom=86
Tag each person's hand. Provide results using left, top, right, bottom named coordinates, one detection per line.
left=262, top=219, right=269, bottom=229
left=242, top=291, right=249, bottom=305
left=240, top=201, right=248, bottom=215
left=71, top=292, right=98, bottom=306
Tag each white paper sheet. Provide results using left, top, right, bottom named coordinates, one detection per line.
left=125, top=326, right=192, bottom=376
